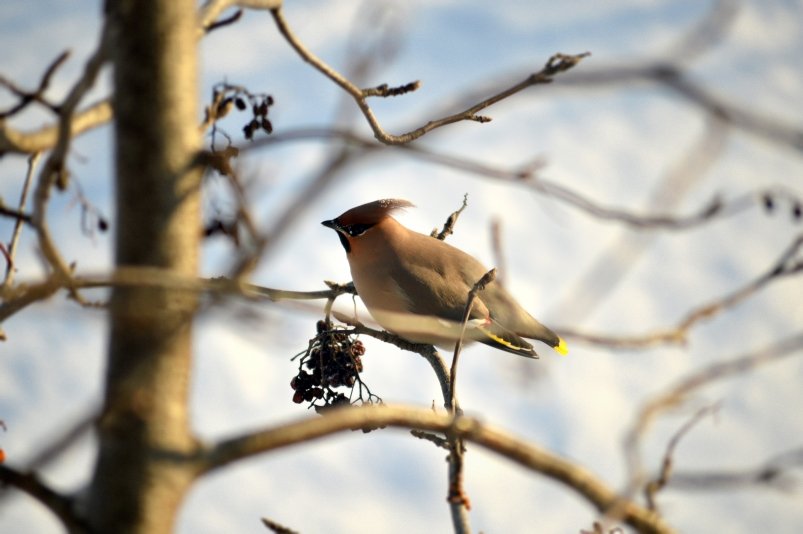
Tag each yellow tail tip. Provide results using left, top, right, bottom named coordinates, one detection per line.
left=555, top=337, right=568, bottom=356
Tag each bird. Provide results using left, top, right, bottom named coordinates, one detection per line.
left=322, top=199, right=567, bottom=358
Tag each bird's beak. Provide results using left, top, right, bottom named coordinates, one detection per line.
left=322, top=218, right=351, bottom=253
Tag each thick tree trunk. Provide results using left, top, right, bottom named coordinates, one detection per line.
left=87, top=1, right=201, bottom=532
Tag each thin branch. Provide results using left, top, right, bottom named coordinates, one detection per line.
left=0, top=51, right=70, bottom=119
left=559, top=233, right=803, bottom=349
left=645, top=405, right=719, bottom=510
left=449, top=268, right=496, bottom=412
left=199, top=404, right=673, bottom=534
left=431, top=193, right=469, bottom=240
left=443, top=269, right=500, bottom=534
left=3, top=152, right=40, bottom=292
left=668, top=445, right=803, bottom=492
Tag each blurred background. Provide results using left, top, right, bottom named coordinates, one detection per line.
left=1, top=0, right=802, bottom=532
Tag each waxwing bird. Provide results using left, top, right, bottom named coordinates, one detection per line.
left=322, top=199, right=568, bottom=358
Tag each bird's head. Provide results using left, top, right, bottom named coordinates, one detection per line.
left=322, top=198, right=414, bottom=253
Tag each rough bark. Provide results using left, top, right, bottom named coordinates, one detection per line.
left=87, top=1, right=202, bottom=532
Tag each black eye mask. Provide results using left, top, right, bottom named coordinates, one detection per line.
left=343, top=223, right=374, bottom=237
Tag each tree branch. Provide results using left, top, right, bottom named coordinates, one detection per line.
left=623, top=333, right=803, bottom=502
left=199, top=404, right=673, bottom=534
left=270, top=5, right=588, bottom=145
left=559, top=234, right=803, bottom=349
left=0, top=465, right=88, bottom=532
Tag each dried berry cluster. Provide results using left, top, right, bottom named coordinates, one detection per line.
left=291, top=320, right=375, bottom=411
left=240, top=94, right=274, bottom=140
left=208, top=83, right=275, bottom=141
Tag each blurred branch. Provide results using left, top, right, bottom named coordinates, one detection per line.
left=645, top=405, right=719, bottom=510
left=198, top=0, right=281, bottom=32
left=199, top=404, right=673, bottom=534
left=623, top=333, right=803, bottom=503
left=0, top=465, right=87, bottom=532
left=0, top=51, right=70, bottom=119
left=668, top=445, right=803, bottom=492
left=244, top=127, right=779, bottom=231
left=0, top=269, right=355, bottom=328
left=667, top=0, right=739, bottom=61
left=0, top=100, right=112, bottom=156
left=559, top=233, right=803, bottom=349
left=549, top=116, right=728, bottom=324
left=556, top=63, right=803, bottom=153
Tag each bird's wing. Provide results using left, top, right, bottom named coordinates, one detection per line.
left=390, top=235, right=491, bottom=322
left=476, top=320, right=539, bottom=358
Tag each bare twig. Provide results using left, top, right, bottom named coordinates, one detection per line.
left=2, top=152, right=40, bottom=292
left=449, top=268, right=496, bottom=412
left=271, top=5, right=587, bottom=145
left=431, top=194, right=469, bottom=240
left=0, top=51, right=70, bottom=119
left=645, top=405, right=719, bottom=510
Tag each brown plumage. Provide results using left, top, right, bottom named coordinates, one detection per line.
left=322, top=199, right=567, bottom=358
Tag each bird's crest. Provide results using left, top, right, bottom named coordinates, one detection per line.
left=336, top=198, right=415, bottom=226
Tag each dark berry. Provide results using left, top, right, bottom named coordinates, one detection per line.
left=292, top=391, right=304, bottom=404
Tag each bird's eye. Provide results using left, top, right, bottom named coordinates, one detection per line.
left=345, top=223, right=374, bottom=237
